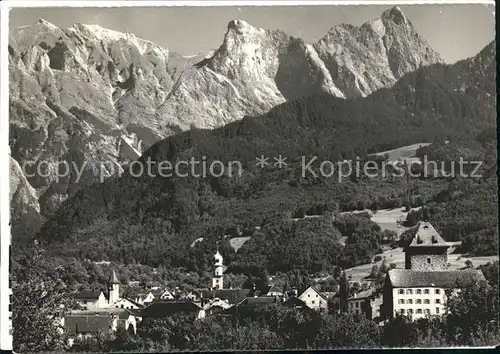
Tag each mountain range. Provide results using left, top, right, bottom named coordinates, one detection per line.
left=30, top=30, right=496, bottom=270
left=9, top=6, right=447, bottom=230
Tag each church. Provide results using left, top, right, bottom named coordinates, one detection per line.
left=382, top=222, right=486, bottom=320
left=74, top=270, right=140, bottom=310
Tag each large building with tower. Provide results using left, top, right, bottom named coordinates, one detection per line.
left=382, top=222, right=486, bottom=320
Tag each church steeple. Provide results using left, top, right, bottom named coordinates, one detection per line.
left=212, top=244, right=224, bottom=290
left=109, top=270, right=120, bottom=284
left=108, top=270, right=120, bottom=305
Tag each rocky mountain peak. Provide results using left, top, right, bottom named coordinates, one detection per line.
left=8, top=8, right=451, bottom=225
left=313, top=6, right=442, bottom=97
left=227, top=19, right=256, bottom=33
left=381, top=6, right=408, bottom=25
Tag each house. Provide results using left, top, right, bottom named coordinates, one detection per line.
left=220, top=296, right=280, bottom=318
left=73, top=270, right=121, bottom=310
left=74, top=290, right=108, bottom=310
left=191, top=288, right=254, bottom=306
left=159, top=289, right=174, bottom=300
left=298, top=285, right=328, bottom=310
left=128, top=291, right=156, bottom=306
left=382, top=222, right=486, bottom=320
left=185, top=290, right=204, bottom=305
left=202, top=298, right=233, bottom=315
left=267, top=284, right=284, bottom=298
left=108, top=298, right=143, bottom=310
left=283, top=296, right=312, bottom=311
left=64, top=312, right=116, bottom=345
left=138, top=300, right=205, bottom=320
left=383, top=268, right=485, bottom=320
left=63, top=308, right=137, bottom=347
left=347, top=288, right=383, bottom=320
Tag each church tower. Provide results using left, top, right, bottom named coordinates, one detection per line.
left=212, top=248, right=224, bottom=290
left=108, top=270, right=120, bottom=305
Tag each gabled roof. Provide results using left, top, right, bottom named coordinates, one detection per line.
left=408, top=222, right=449, bottom=248
left=387, top=269, right=486, bottom=288
left=70, top=308, right=135, bottom=319
left=267, top=284, right=283, bottom=294
left=64, top=314, right=113, bottom=335
left=237, top=296, right=278, bottom=306
left=348, top=288, right=375, bottom=301
left=159, top=289, right=174, bottom=298
left=114, top=298, right=144, bottom=309
left=74, top=290, right=103, bottom=300
left=139, top=300, right=201, bottom=318
left=151, top=289, right=165, bottom=297
left=283, top=296, right=309, bottom=309
left=195, top=288, right=253, bottom=304
left=299, top=285, right=328, bottom=300
left=203, top=299, right=232, bottom=311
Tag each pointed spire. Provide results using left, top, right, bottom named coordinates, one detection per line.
left=109, top=270, right=120, bottom=284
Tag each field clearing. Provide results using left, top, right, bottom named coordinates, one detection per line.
left=229, top=236, right=252, bottom=253
left=373, top=142, right=431, bottom=164
left=371, top=207, right=421, bottom=236
left=341, top=206, right=421, bottom=236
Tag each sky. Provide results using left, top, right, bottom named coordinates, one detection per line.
left=8, top=3, right=496, bottom=63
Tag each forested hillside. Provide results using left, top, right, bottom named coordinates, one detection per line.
left=22, top=41, right=496, bottom=281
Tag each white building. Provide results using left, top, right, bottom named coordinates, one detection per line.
left=74, top=270, right=122, bottom=310
left=384, top=269, right=484, bottom=319
left=212, top=249, right=224, bottom=290
left=298, top=286, right=328, bottom=310
left=382, top=222, right=486, bottom=320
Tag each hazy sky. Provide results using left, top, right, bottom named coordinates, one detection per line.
left=9, top=3, right=495, bottom=63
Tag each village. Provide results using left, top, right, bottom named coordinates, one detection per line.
left=63, top=221, right=487, bottom=346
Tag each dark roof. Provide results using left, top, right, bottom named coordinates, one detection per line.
left=151, top=289, right=165, bottom=296
left=139, top=300, right=201, bottom=318
left=408, top=222, right=449, bottom=248
left=387, top=269, right=486, bottom=288
left=195, top=288, right=252, bottom=304
left=254, top=285, right=273, bottom=296
left=126, top=298, right=144, bottom=309
left=283, top=296, right=309, bottom=309
left=74, top=290, right=102, bottom=300
left=348, top=288, right=375, bottom=301
left=64, top=314, right=113, bottom=335
left=305, top=285, right=329, bottom=300
left=109, top=270, right=120, bottom=284
left=268, top=285, right=284, bottom=293
left=126, top=290, right=152, bottom=299
left=116, top=298, right=144, bottom=309
left=238, top=296, right=278, bottom=306
left=70, top=309, right=134, bottom=320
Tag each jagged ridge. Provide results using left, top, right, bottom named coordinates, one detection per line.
left=9, top=7, right=444, bottom=229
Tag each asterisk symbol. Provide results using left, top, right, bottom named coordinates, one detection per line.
left=255, top=155, right=269, bottom=168
left=274, top=155, right=287, bottom=168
